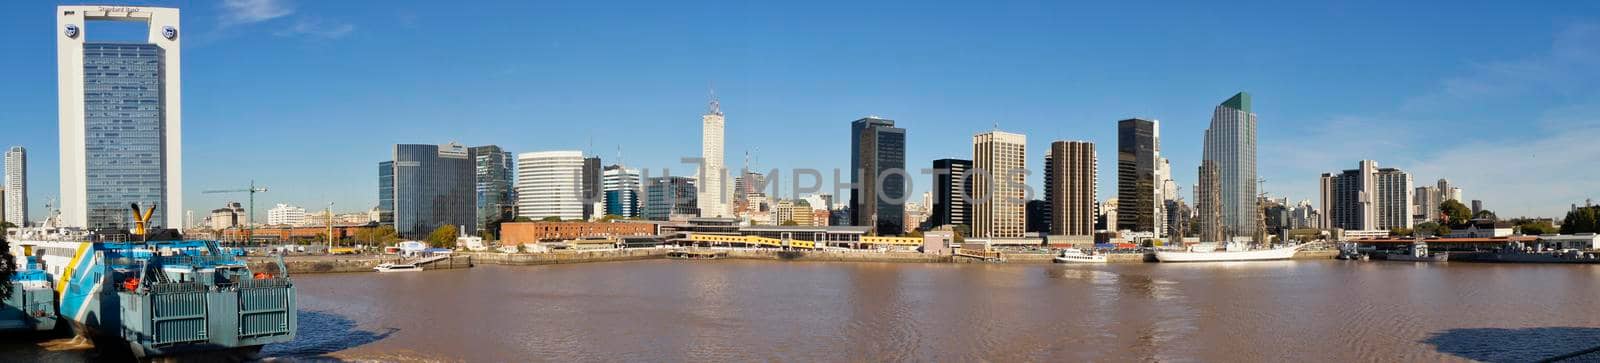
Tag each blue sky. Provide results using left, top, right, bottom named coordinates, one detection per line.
left=2, top=0, right=1598, bottom=223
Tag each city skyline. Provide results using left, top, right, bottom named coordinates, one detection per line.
left=4, top=1, right=1600, bottom=222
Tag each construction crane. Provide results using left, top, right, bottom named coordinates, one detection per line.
left=203, top=180, right=269, bottom=244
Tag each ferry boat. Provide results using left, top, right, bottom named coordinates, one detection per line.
left=10, top=221, right=297, bottom=358
left=374, top=262, right=423, bottom=272
left=2, top=243, right=58, bottom=333
left=1052, top=248, right=1107, bottom=263
left=1154, top=242, right=1305, bottom=263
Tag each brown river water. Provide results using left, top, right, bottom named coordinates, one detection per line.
left=7, top=259, right=1600, bottom=362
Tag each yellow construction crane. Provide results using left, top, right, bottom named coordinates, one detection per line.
left=202, top=180, right=269, bottom=244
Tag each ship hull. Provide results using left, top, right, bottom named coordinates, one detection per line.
left=1155, top=245, right=1302, bottom=262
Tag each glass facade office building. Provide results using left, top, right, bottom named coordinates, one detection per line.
left=380, top=143, right=476, bottom=238
left=472, top=145, right=515, bottom=232
left=83, top=43, right=167, bottom=230
left=850, top=117, right=906, bottom=235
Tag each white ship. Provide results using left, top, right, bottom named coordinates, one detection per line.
left=1052, top=248, right=1108, bottom=263
left=1155, top=242, right=1305, bottom=263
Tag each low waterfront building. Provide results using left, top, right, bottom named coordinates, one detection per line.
left=1351, top=236, right=1537, bottom=252
left=500, top=221, right=659, bottom=245
left=1537, top=233, right=1600, bottom=250
left=220, top=224, right=378, bottom=244
left=1445, top=221, right=1514, bottom=238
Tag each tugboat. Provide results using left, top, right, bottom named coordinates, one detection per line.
left=14, top=204, right=297, bottom=358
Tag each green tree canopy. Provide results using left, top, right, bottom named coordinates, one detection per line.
left=1415, top=221, right=1450, bottom=237
left=780, top=220, right=799, bottom=226
left=1517, top=221, right=1558, bottom=235
left=354, top=225, right=401, bottom=245
left=1561, top=206, right=1600, bottom=234
left=1440, top=200, right=1472, bottom=226
left=426, top=225, right=459, bottom=248
left=1473, top=209, right=1498, bottom=222
left=1389, top=227, right=1414, bottom=237
left=540, top=216, right=563, bottom=222
left=0, top=237, right=14, bottom=297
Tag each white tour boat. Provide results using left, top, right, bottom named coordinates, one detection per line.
left=1053, top=248, right=1108, bottom=263
left=1154, top=242, right=1305, bottom=263
left=374, top=262, right=423, bottom=272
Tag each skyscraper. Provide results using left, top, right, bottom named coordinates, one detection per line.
left=1117, top=118, right=1161, bottom=234
left=929, top=159, right=971, bottom=230
left=471, top=145, right=515, bottom=233
left=582, top=156, right=602, bottom=220
left=517, top=151, right=585, bottom=221
left=379, top=142, right=477, bottom=238
left=59, top=6, right=184, bottom=230
left=4, top=146, right=26, bottom=227
left=1197, top=161, right=1224, bottom=242
left=1320, top=160, right=1413, bottom=231
left=973, top=130, right=1027, bottom=238
left=1048, top=141, right=1096, bottom=237
left=603, top=165, right=642, bottom=218
left=698, top=93, right=730, bottom=218
left=1202, top=92, right=1259, bottom=240
left=850, top=117, right=907, bottom=235
left=644, top=176, right=699, bottom=221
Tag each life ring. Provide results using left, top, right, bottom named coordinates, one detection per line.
left=121, top=277, right=140, bottom=291
left=253, top=272, right=272, bottom=280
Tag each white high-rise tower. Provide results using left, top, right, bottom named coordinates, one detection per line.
left=58, top=6, right=184, bottom=230
left=4, top=146, right=26, bottom=226
left=698, top=91, right=730, bottom=218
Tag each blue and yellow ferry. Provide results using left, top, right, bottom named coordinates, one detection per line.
left=11, top=230, right=297, bottom=358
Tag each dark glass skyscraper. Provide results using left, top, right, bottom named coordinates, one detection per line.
left=1117, top=118, right=1158, bottom=233
left=380, top=142, right=476, bottom=238
left=929, top=158, right=971, bottom=229
left=850, top=117, right=906, bottom=235
left=83, top=43, right=168, bottom=230
left=643, top=176, right=698, bottom=221
left=471, top=145, right=515, bottom=234
left=582, top=156, right=602, bottom=220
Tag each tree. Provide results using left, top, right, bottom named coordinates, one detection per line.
left=1473, top=209, right=1498, bottom=222
left=1388, top=227, right=1413, bottom=237
left=483, top=231, right=497, bottom=242
left=355, top=225, right=401, bottom=245
left=0, top=221, right=14, bottom=236
left=1415, top=221, right=1450, bottom=237
left=1517, top=221, right=1557, bottom=235
left=1440, top=200, right=1471, bottom=227
left=780, top=220, right=799, bottom=226
left=1561, top=206, right=1599, bottom=234
left=426, top=225, right=459, bottom=248
left=540, top=216, right=562, bottom=222
left=0, top=237, right=14, bottom=298
left=512, top=216, right=534, bottom=222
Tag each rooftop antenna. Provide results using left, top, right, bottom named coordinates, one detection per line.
left=708, top=82, right=722, bottom=116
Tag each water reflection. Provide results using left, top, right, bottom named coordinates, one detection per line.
left=1423, top=327, right=1600, bottom=362
left=255, top=261, right=1600, bottom=361
left=261, top=310, right=398, bottom=359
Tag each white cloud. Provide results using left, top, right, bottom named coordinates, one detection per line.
left=221, top=0, right=295, bottom=25
left=1263, top=23, right=1600, bottom=217
left=275, top=18, right=356, bottom=39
